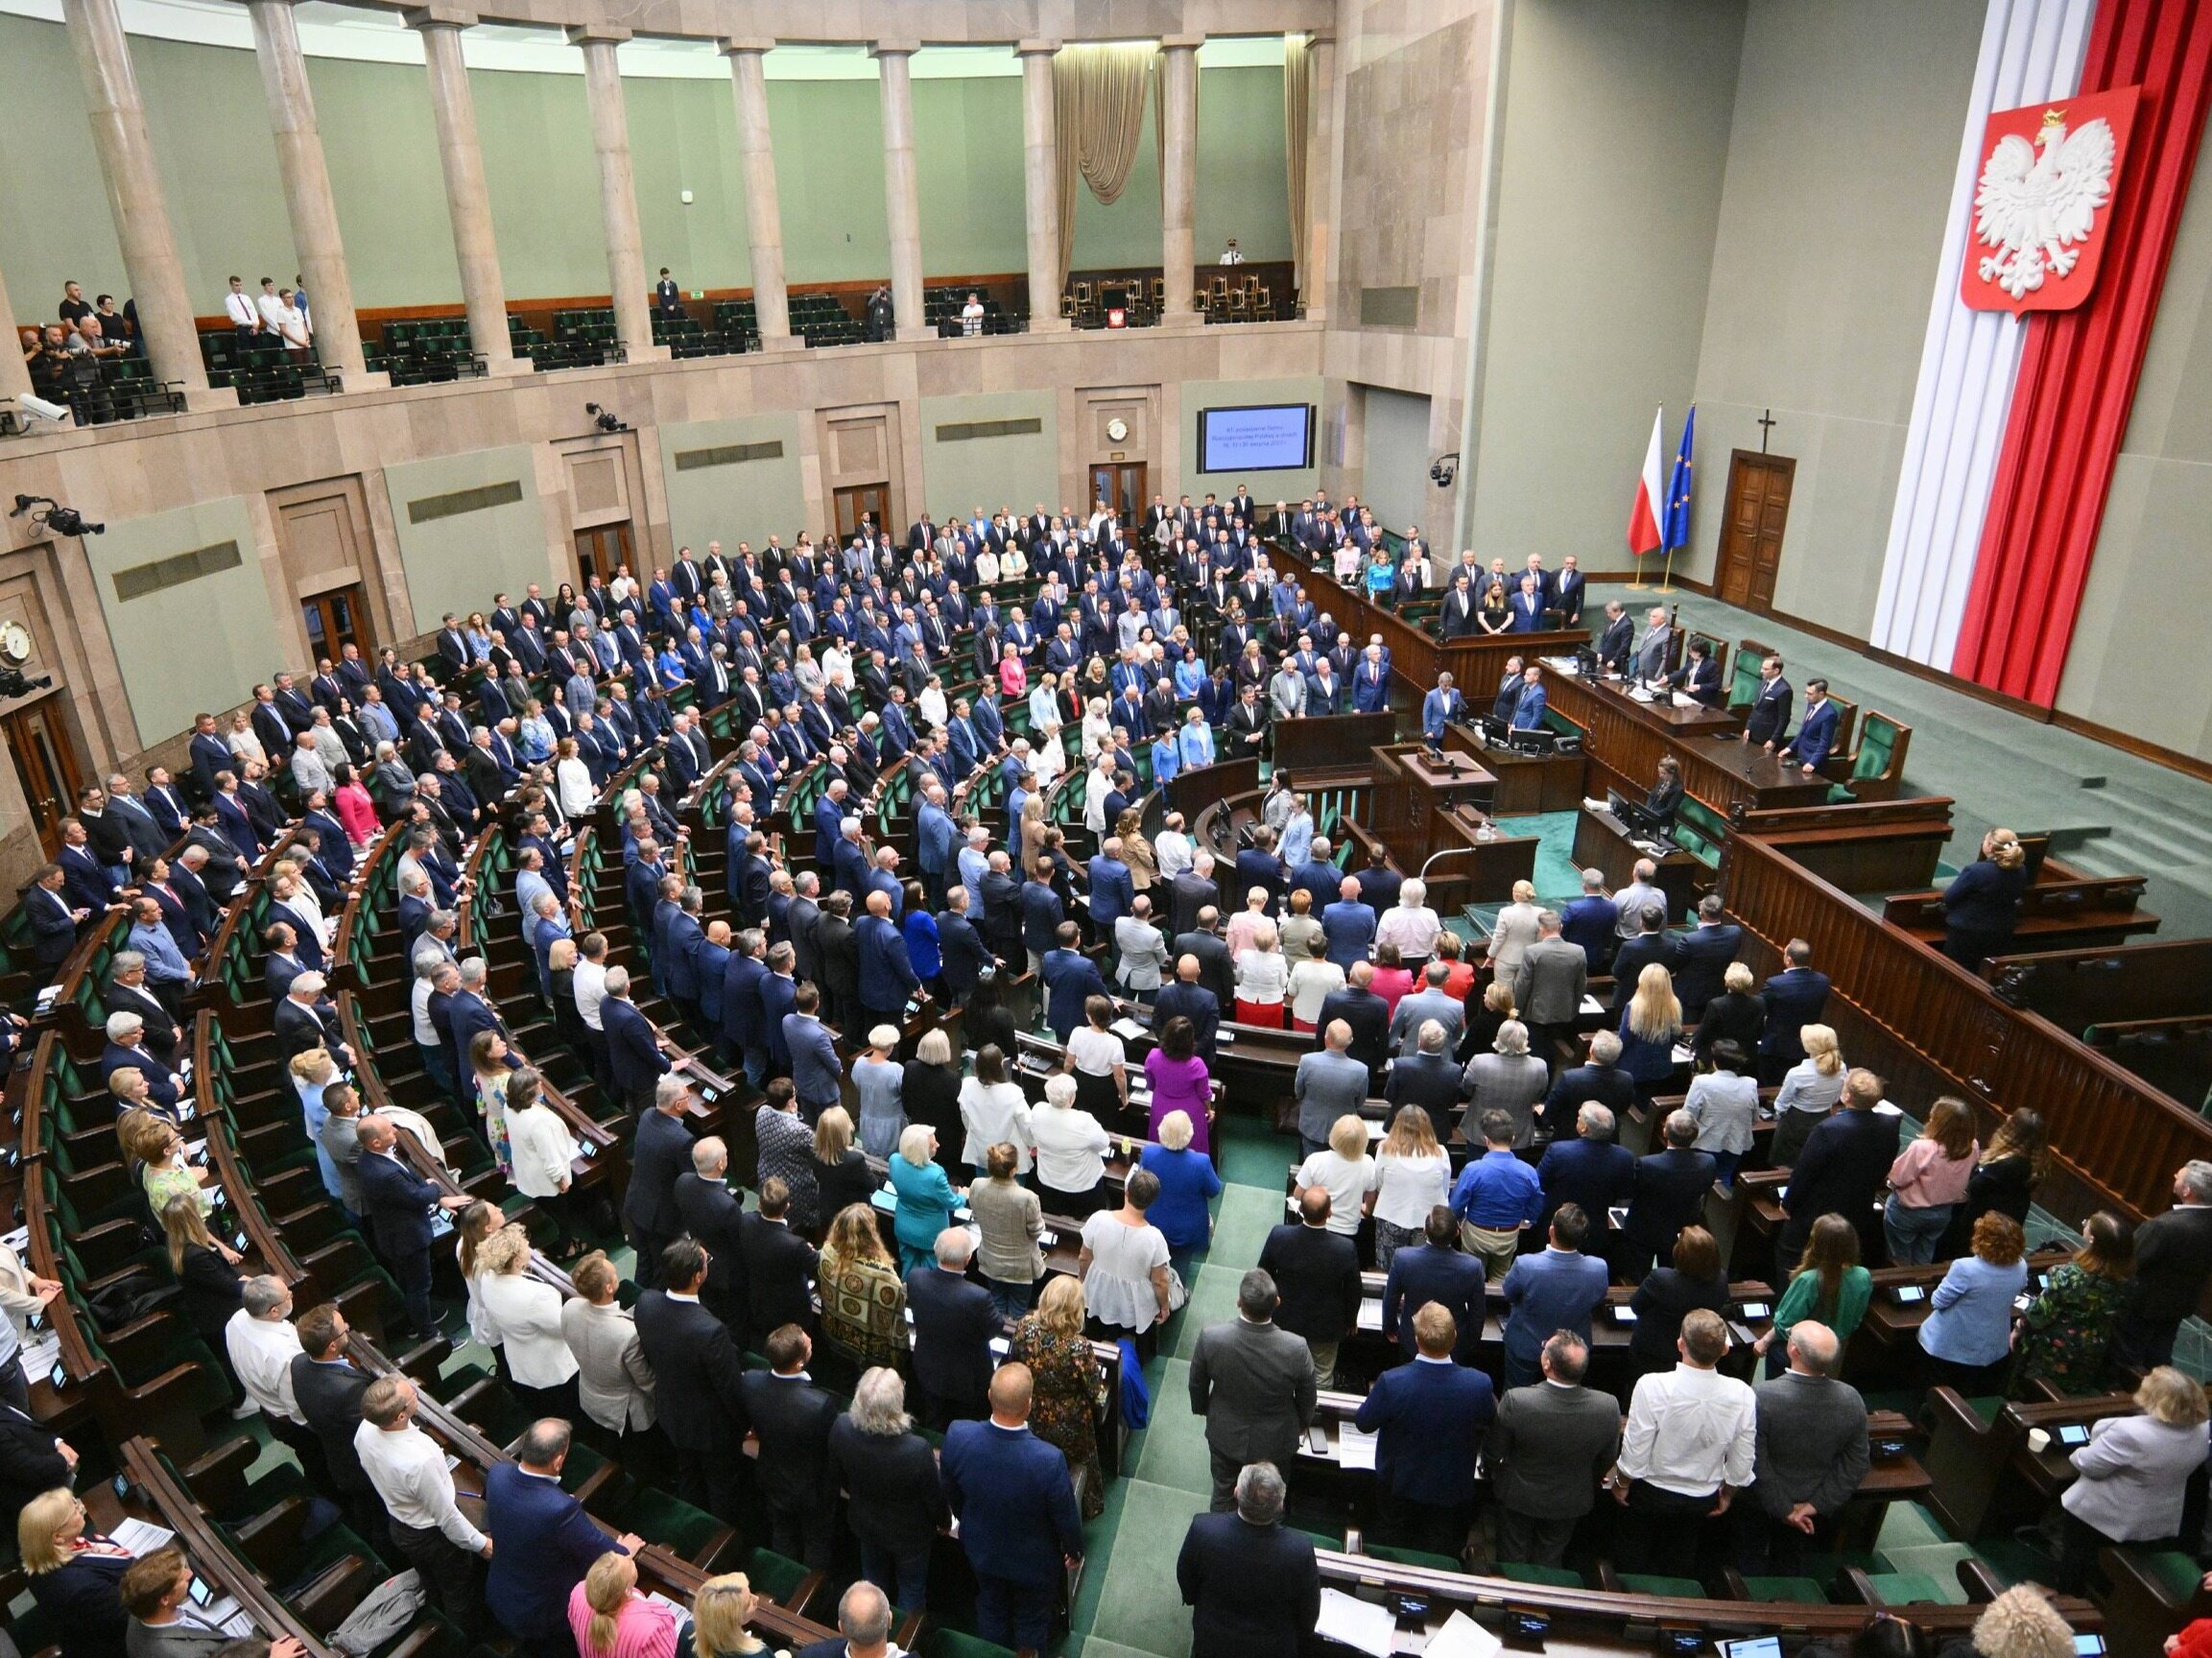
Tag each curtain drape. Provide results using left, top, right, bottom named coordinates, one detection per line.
left=1054, top=42, right=1158, bottom=295
left=1283, top=34, right=1312, bottom=294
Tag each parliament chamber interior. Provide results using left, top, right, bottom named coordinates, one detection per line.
left=10, top=1, right=2212, bottom=1656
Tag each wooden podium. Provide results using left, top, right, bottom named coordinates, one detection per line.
left=1368, top=744, right=1536, bottom=911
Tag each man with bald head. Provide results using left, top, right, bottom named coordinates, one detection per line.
left=1153, top=952, right=1222, bottom=1061
left=940, top=1363, right=1085, bottom=1658
left=1744, top=1320, right=1868, bottom=1574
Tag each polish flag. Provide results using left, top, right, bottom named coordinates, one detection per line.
left=1627, top=407, right=1664, bottom=557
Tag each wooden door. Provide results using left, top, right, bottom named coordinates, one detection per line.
left=1714, top=451, right=1794, bottom=611
left=574, top=523, right=635, bottom=587
left=300, top=584, right=374, bottom=664
left=834, top=484, right=890, bottom=541
left=1089, top=462, right=1146, bottom=523
left=3, top=694, right=87, bottom=857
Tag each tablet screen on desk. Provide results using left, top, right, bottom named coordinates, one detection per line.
left=1718, top=1640, right=1782, bottom=1658
left=1892, top=1284, right=1927, bottom=1304
left=2057, top=1423, right=2091, bottom=1447
left=1736, top=1302, right=1770, bottom=1320
left=2074, top=1637, right=2105, bottom=1655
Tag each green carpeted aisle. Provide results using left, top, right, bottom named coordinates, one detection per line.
left=1061, top=1117, right=1299, bottom=1658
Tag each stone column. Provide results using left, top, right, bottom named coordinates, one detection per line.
left=873, top=42, right=929, bottom=342
left=1303, top=32, right=1338, bottom=324
left=1158, top=36, right=1201, bottom=324
left=60, top=0, right=212, bottom=397
left=1017, top=40, right=1066, bottom=332
left=0, top=257, right=31, bottom=405
left=247, top=0, right=378, bottom=384
left=570, top=26, right=662, bottom=360
left=720, top=38, right=793, bottom=349
left=408, top=9, right=516, bottom=372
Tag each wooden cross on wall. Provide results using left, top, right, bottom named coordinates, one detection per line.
left=1757, top=409, right=1778, bottom=453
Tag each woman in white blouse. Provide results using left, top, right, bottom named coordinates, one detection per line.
left=1000, top=539, right=1028, bottom=580
left=1373, top=878, right=1442, bottom=965
left=226, top=709, right=267, bottom=770
left=1031, top=722, right=1066, bottom=788
left=1031, top=1072, right=1114, bottom=1219
left=1370, top=1105, right=1450, bottom=1269
left=554, top=737, right=596, bottom=817
left=475, top=1221, right=580, bottom=1415
left=1081, top=699, right=1114, bottom=762
left=1485, top=879, right=1543, bottom=976
left=559, top=1250, right=655, bottom=1446
left=504, top=1067, right=584, bottom=1262
left=975, top=543, right=1002, bottom=584
left=917, top=677, right=949, bottom=730
left=1233, top=921, right=1290, bottom=1029
left=959, top=1043, right=1035, bottom=1176
left=1287, top=935, right=1345, bottom=1033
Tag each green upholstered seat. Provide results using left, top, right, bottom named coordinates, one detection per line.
left=1498, top=1561, right=1582, bottom=1588
left=1866, top=1572, right=1943, bottom=1604
left=1742, top=1575, right=1829, bottom=1602
left=1368, top=1543, right=1463, bottom=1573
left=1616, top=1573, right=1707, bottom=1598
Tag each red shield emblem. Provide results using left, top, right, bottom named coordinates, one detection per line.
left=1961, top=84, right=2139, bottom=315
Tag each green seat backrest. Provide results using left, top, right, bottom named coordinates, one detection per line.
left=1616, top=1573, right=1705, bottom=1598
left=1727, top=651, right=1764, bottom=709
left=1854, top=713, right=1901, bottom=782
left=1675, top=796, right=1728, bottom=871
left=743, top=1547, right=812, bottom=1602
left=1368, top=1543, right=1462, bottom=1573
left=1741, top=1575, right=1829, bottom=1603
left=1498, top=1561, right=1582, bottom=1588
left=1865, top=1572, right=1942, bottom=1604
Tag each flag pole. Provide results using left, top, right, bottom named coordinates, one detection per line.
left=1630, top=556, right=1644, bottom=591
left=1657, top=546, right=1675, bottom=594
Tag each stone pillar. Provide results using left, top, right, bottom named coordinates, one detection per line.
left=1017, top=40, right=1066, bottom=332
left=1158, top=36, right=1201, bottom=324
left=408, top=9, right=517, bottom=372
left=873, top=42, right=929, bottom=343
left=246, top=0, right=378, bottom=384
left=1304, top=32, right=1338, bottom=324
left=60, top=0, right=212, bottom=397
left=0, top=257, right=32, bottom=406
left=570, top=26, right=662, bottom=360
left=720, top=38, right=793, bottom=349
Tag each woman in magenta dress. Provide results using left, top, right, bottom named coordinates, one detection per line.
left=1143, top=1015, right=1213, bottom=1154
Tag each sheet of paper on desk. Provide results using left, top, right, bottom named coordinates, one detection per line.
left=1421, top=1609, right=1502, bottom=1658
left=1579, top=995, right=1603, bottom=1016
left=21, top=1334, right=60, bottom=1378
left=109, top=1518, right=178, bottom=1556
left=1112, top=1018, right=1149, bottom=1041
left=1336, top=1423, right=1379, bottom=1470
left=1357, top=1298, right=1385, bottom=1332
left=1317, top=1587, right=1397, bottom=1657
left=644, top=1593, right=687, bottom=1620
left=2, top=1226, right=29, bottom=1254
left=1671, top=1043, right=1695, bottom=1064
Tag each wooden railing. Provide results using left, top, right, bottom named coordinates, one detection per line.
left=1721, top=829, right=2211, bottom=1220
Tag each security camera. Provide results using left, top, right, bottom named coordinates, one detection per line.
left=14, top=394, right=70, bottom=427
left=583, top=402, right=629, bottom=434
left=46, top=506, right=102, bottom=537
left=1428, top=454, right=1459, bottom=488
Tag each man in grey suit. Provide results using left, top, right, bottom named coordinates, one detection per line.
left=1294, top=1021, right=1372, bottom=1161
left=1631, top=606, right=1673, bottom=681
left=1389, top=961, right=1463, bottom=1057
left=1744, top=1321, right=1868, bottom=1575
left=1188, top=1268, right=1318, bottom=1512
left=1511, top=911, right=1589, bottom=1057
left=1481, top=1331, right=1622, bottom=1566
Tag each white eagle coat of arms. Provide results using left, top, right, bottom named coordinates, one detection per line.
left=1971, top=108, right=2119, bottom=301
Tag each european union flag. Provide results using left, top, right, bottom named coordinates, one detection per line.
left=1662, top=405, right=1695, bottom=552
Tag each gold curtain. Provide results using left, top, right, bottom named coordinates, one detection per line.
left=1283, top=34, right=1312, bottom=294
left=1054, top=42, right=1158, bottom=295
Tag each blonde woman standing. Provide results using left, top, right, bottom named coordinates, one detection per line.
left=1884, top=1096, right=1981, bottom=1265
left=1371, top=1106, right=1449, bottom=1268
left=475, top=1222, right=579, bottom=1416
left=1485, top=879, right=1543, bottom=975
left=560, top=1250, right=655, bottom=1447
left=1011, top=1277, right=1108, bottom=1518
left=818, top=1202, right=908, bottom=1368
left=1770, top=1024, right=1845, bottom=1166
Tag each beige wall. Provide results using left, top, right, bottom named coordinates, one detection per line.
left=1179, top=375, right=1325, bottom=502
left=1680, top=0, right=1984, bottom=633
left=1469, top=0, right=1743, bottom=568
left=2057, top=113, right=2212, bottom=763
left=385, top=447, right=560, bottom=629
left=656, top=414, right=809, bottom=558
left=918, top=391, right=1060, bottom=519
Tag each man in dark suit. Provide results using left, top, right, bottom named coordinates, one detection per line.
left=1175, top=1461, right=1321, bottom=1658
left=1355, top=1303, right=1495, bottom=1557
left=1187, top=1268, right=1318, bottom=1511
left=1741, top=654, right=1793, bottom=748
left=624, top=1078, right=694, bottom=1290
left=602, top=968, right=671, bottom=1120
left=1668, top=894, right=1744, bottom=1022
left=1497, top=1204, right=1610, bottom=1391
left=1166, top=859, right=1219, bottom=939
left=1482, top=1330, right=1624, bottom=1566
left=737, top=1323, right=842, bottom=1569
left=1381, top=1207, right=1486, bottom=1363
left=1173, top=909, right=1237, bottom=1010
left=24, top=864, right=84, bottom=975
left=673, top=1136, right=751, bottom=1342
left=1153, top=956, right=1222, bottom=1062
left=936, top=889, right=995, bottom=1007
left=0, top=1398, right=78, bottom=1549
left=356, top=1115, right=466, bottom=1338
left=1317, top=962, right=1391, bottom=1075
left=1622, top=1110, right=1720, bottom=1281
left=1257, top=1191, right=1362, bottom=1388
left=1384, top=1024, right=1463, bottom=1122
left=1744, top=1321, right=1869, bottom=1575
left=907, top=1229, right=998, bottom=1428
left=1536, top=1101, right=1637, bottom=1256
left=941, top=1364, right=1086, bottom=1657
left=1776, top=1069, right=1896, bottom=1272
left=290, top=1302, right=383, bottom=1548
left=634, top=1239, right=750, bottom=1524
left=2114, top=1161, right=2212, bottom=1370
left=1757, top=941, right=1832, bottom=1083
left=1039, top=924, right=1108, bottom=1042
left=1607, top=903, right=1677, bottom=1015
left=274, top=971, right=353, bottom=1069
left=485, top=1419, right=643, bottom=1658
left=741, top=1176, right=820, bottom=1337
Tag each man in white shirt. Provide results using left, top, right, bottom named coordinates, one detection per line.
left=224, top=1275, right=329, bottom=1473
left=255, top=276, right=288, bottom=337
left=1219, top=239, right=1245, bottom=265
left=1611, top=1308, right=1756, bottom=1578
left=573, top=932, right=613, bottom=1094
left=356, top=1373, right=491, bottom=1621
left=222, top=275, right=258, bottom=342
left=1155, top=812, right=1194, bottom=881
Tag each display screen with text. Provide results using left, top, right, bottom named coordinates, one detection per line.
left=1197, top=403, right=1314, bottom=472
